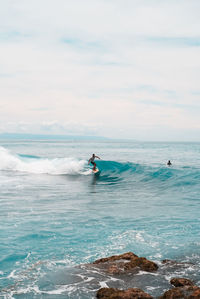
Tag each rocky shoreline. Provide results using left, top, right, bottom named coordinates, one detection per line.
left=86, top=252, right=200, bottom=298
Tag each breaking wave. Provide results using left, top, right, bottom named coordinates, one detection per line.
left=0, top=147, right=199, bottom=187
left=0, top=146, right=90, bottom=175
left=95, top=160, right=200, bottom=188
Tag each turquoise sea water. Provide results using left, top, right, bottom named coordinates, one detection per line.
left=0, top=140, right=200, bottom=298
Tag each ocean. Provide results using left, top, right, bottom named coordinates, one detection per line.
left=0, top=140, right=200, bottom=298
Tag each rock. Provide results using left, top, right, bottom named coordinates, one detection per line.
left=162, top=259, right=194, bottom=267
left=93, top=252, right=158, bottom=274
left=162, top=259, right=176, bottom=264
left=188, top=287, right=200, bottom=298
left=107, top=265, right=120, bottom=275
left=159, top=276, right=200, bottom=298
left=170, top=278, right=194, bottom=287
left=159, top=287, right=186, bottom=298
left=94, top=252, right=138, bottom=264
left=96, top=287, right=153, bottom=299
left=160, top=286, right=200, bottom=299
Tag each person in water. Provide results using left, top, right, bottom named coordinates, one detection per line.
left=167, top=160, right=172, bottom=166
left=88, top=154, right=101, bottom=170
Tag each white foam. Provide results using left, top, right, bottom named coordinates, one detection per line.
left=2, top=294, right=15, bottom=299
left=146, top=286, right=160, bottom=291
left=136, top=270, right=159, bottom=276
left=10, top=285, right=65, bottom=296
left=41, top=286, right=68, bottom=295
left=7, top=270, right=17, bottom=279
left=136, top=232, right=145, bottom=242
left=84, top=277, right=94, bottom=282
left=110, top=277, right=122, bottom=282
left=154, top=253, right=162, bottom=259
left=99, top=281, right=109, bottom=288
left=0, top=146, right=89, bottom=175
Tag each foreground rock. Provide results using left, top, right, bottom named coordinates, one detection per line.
left=93, top=252, right=158, bottom=274
left=93, top=253, right=200, bottom=298
left=160, top=285, right=200, bottom=298
left=162, top=259, right=194, bottom=268
left=97, top=287, right=153, bottom=299
left=160, top=277, right=200, bottom=298
left=170, top=277, right=194, bottom=287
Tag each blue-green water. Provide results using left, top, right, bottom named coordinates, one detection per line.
left=0, top=140, right=200, bottom=298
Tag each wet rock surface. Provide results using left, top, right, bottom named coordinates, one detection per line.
left=162, top=259, right=195, bottom=268
left=159, top=277, right=200, bottom=298
left=160, top=285, right=200, bottom=299
left=92, top=252, right=158, bottom=274
left=97, top=287, right=153, bottom=299
left=170, top=277, right=194, bottom=287
left=86, top=252, right=200, bottom=299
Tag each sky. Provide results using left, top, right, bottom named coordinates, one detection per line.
left=0, top=0, right=200, bottom=141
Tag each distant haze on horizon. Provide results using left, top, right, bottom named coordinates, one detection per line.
left=0, top=0, right=200, bottom=141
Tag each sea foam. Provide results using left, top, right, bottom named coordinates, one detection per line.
left=0, top=146, right=89, bottom=175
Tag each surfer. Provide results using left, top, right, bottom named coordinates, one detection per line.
left=167, top=160, right=172, bottom=166
left=88, top=154, right=101, bottom=171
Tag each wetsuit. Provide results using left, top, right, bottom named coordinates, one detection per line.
left=88, top=155, right=100, bottom=170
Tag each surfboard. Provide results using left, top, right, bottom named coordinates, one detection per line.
left=92, top=167, right=100, bottom=174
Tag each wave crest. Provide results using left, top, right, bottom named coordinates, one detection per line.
left=0, top=147, right=89, bottom=175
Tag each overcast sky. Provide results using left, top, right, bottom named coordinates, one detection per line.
left=0, top=0, right=200, bottom=140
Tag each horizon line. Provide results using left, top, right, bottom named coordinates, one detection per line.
left=0, top=133, right=199, bottom=143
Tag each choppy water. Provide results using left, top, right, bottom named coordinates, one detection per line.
left=0, top=140, right=200, bottom=298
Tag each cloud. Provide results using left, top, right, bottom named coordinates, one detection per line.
left=0, top=120, right=100, bottom=136
left=0, top=0, right=199, bottom=140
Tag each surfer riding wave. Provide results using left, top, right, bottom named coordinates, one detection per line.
left=88, top=154, right=101, bottom=171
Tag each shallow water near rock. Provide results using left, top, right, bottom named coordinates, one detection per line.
left=0, top=140, right=200, bottom=298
